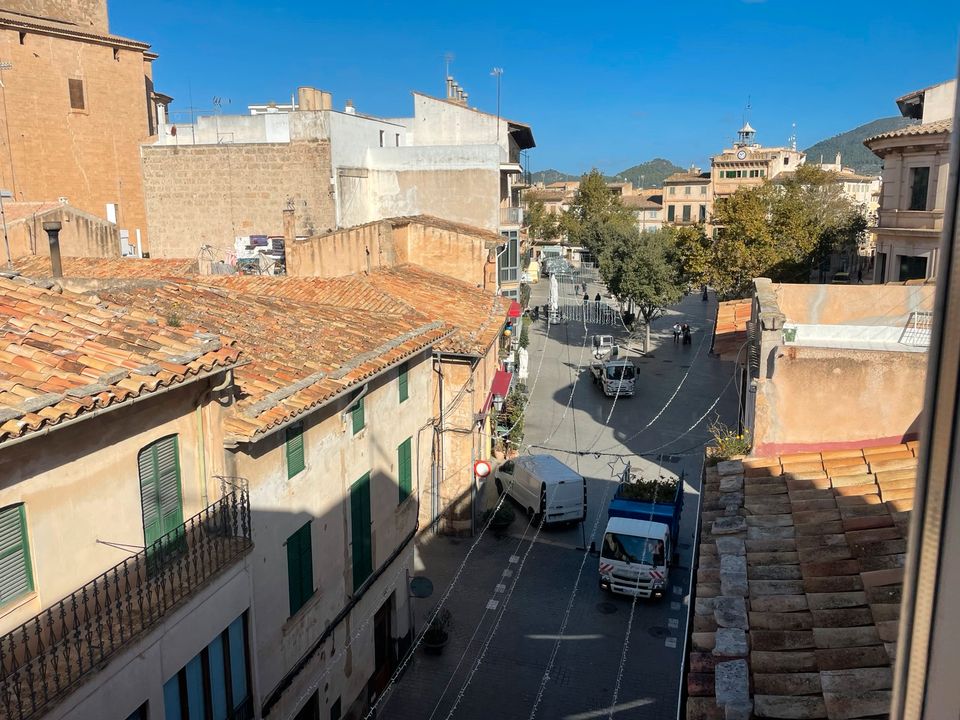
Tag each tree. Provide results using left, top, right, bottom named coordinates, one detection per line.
left=599, top=228, right=684, bottom=351
left=524, top=197, right=561, bottom=243
left=562, top=169, right=635, bottom=256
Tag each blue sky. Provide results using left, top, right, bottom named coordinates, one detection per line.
left=113, top=1, right=959, bottom=175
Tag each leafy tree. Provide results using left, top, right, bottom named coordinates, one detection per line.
left=563, top=170, right=635, bottom=256
left=524, top=197, right=561, bottom=243
left=599, top=228, right=684, bottom=351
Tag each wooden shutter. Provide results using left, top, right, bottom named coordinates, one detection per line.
left=352, top=398, right=365, bottom=435
left=286, top=522, right=313, bottom=616
left=398, top=438, right=412, bottom=502
left=139, top=436, right=183, bottom=548
left=350, top=474, right=372, bottom=590
left=398, top=363, right=409, bottom=403
left=0, top=505, right=32, bottom=604
left=286, top=422, right=305, bottom=478
left=68, top=78, right=85, bottom=110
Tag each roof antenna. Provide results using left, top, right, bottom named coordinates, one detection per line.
left=789, top=122, right=797, bottom=151
left=444, top=52, right=454, bottom=90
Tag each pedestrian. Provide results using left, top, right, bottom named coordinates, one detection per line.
left=672, top=322, right=681, bottom=344
left=857, top=267, right=863, bottom=284
left=701, top=285, right=708, bottom=302
left=682, top=323, right=692, bottom=345
left=583, top=292, right=589, bottom=303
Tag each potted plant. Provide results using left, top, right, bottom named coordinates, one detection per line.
left=483, top=503, right=516, bottom=535
left=422, top=608, right=452, bottom=655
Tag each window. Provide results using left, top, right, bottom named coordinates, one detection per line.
left=0, top=504, right=33, bottom=605
left=909, top=167, right=930, bottom=211
left=163, top=614, right=251, bottom=720
left=113, top=48, right=120, bottom=61
left=682, top=205, right=691, bottom=222
left=398, top=438, right=412, bottom=503
left=699, top=204, right=707, bottom=222
left=648, top=210, right=657, bottom=219
left=351, top=397, right=365, bottom=434
left=684, top=186, right=691, bottom=195
left=351, top=473, right=373, bottom=591
left=759, top=169, right=765, bottom=177
left=379, top=130, right=384, bottom=148
left=398, top=363, right=409, bottom=403
left=138, top=436, right=183, bottom=550
left=667, top=205, right=675, bottom=222
left=286, top=422, right=305, bottom=478
left=700, top=185, right=707, bottom=195
left=286, top=522, right=314, bottom=616
left=669, top=187, right=676, bottom=195
left=784, top=156, right=790, bottom=166
left=876, top=251, right=887, bottom=284
left=897, top=255, right=928, bottom=282
left=395, top=133, right=400, bottom=146
left=68, top=78, right=85, bottom=111
left=18, top=32, right=25, bottom=45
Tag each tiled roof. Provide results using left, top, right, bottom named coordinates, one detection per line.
left=13, top=256, right=200, bottom=279
left=92, top=280, right=453, bottom=441
left=621, top=196, right=662, bottom=210
left=687, top=443, right=917, bottom=720
left=383, top=215, right=506, bottom=245
left=0, top=9, right=151, bottom=49
left=665, top=172, right=711, bottom=184
left=0, top=276, right=242, bottom=446
left=864, top=118, right=952, bottom=145
left=713, top=299, right=751, bottom=361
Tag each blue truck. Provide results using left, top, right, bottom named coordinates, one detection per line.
left=599, top=464, right=683, bottom=599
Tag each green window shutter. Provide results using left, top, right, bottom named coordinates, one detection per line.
left=138, top=436, right=184, bottom=548
left=398, top=438, right=412, bottom=502
left=286, top=422, right=305, bottom=478
left=350, top=473, right=372, bottom=591
left=398, top=363, right=409, bottom=403
left=351, top=398, right=365, bottom=435
left=286, top=522, right=313, bottom=616
left=0, top=504, right=33, bottom=604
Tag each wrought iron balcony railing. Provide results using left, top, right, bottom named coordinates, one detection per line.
left=0, top=488, right=252, bottom=720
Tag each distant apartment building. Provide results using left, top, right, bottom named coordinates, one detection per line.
left=143, top=80, right=535, bottom=298
left=711, top=123, right=805, bottom=200
left=864, top=79, right=955, bottom=282
left=622, top=194, right=663, bottom=233
left=662, top=170, right=711, bottom=229
left=0, top=0, right=165, bottom=255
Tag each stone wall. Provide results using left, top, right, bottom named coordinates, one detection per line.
left=7, top=206, right=120, bottom=259
left=141, top=141, right=336, bottom=259
left=3, top=0, right=108, bottom=30
left=0, top=26, right=153, bottom=247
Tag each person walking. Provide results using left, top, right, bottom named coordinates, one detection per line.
left=857, top=267, right=863, bottom=284
left=701, top=285, right=708, bottom=302
left=682, top=323, right=692, bottom=345
left=672, top=322, right=681, bottom=344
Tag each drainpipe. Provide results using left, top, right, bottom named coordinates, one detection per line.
left=43, top=221, right=63, bottom=277
left=433, top=360, right=444, bottom=533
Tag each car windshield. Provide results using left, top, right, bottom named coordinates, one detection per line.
left=605, top=365, right=635, bottom=381
left=601, top=533, right=664, bottom=566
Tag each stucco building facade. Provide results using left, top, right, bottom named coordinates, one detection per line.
left=0, top=0, right=163, bottom=254
left=864, top=79, right=955, bottom=283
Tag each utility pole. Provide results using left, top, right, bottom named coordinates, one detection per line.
left=491, top=67, right=503, bottom=142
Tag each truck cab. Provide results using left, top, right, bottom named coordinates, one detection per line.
left=599, top=517, right=671, bottom=598
left=592, top=357, right=635, bottom=397
left=592, top=334, right=615, bottom=359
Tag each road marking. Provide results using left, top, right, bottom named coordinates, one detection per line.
left=668, top=618, right=679, bottom=629
left=665, top=637, right=678, bottom=649
left=509, top=555, right=520, bottom=564
left=487, top=599, right=500, bottom=610
left=672, top=586, right=683, bottom=596
left=495, top=583, right=506, bottom=593
left=670, top=601, right=681, bottom=611
left=502, top=569, right=513, bottom=578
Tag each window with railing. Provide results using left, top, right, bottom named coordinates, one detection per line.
left=499, top=232, right=519, bottom=283
left=0, top=487, right=252, bottom=720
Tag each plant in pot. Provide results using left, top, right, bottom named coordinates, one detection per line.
left=483, top=502, right=516, bottom=535
left=422, top=607, right=452, bottom=655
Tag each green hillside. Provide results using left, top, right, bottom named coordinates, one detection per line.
left=804, top=116, right=917, bottom=175
left=530, top=158, right=684, bottom=188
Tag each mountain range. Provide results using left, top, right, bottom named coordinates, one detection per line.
left=530, top=116, right=917, bottom=187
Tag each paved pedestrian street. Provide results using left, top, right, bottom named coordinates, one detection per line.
left=383, top=275, right=738, bottom=719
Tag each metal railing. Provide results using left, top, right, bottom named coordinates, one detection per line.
left=499, top=207, right=523, bottom=226
left=0, top=490, right=252, bottom=720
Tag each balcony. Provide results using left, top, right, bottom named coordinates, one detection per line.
left=499, top=206, right=523, bottom=227
left=876, top=208, right=943, bottom=233
left=0, top=488, right=252, bottom=720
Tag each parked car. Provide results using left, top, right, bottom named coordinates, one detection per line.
left=831, top=272, right=851, bottom=284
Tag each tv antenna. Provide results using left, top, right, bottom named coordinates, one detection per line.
left=444, top=52, right=454, bottom=82
left=213, top=96, right=231, bottom=113
left=789, top=122, right=797, bottom=151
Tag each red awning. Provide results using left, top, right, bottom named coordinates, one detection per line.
left=507, top=301, right=522, bottom=318
left=481, top=370, right=513, bottom=415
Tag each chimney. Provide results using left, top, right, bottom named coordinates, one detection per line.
left=446, top=76, right=454, bottom=99
left=43, top=221, right=63, bottom=278
left=345, top=99, right=356, bottom=115
left=283, top=205, right=296, bottom=248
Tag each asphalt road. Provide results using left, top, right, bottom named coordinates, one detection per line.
left=384, top=274, right=738, bottom=720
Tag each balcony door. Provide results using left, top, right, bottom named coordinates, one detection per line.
left=138, top=436, right=184, bottom=549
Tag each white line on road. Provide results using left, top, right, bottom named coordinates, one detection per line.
left=503, top=569, right=513, bottom=578
left=495, top=584, right=506, bottom=593
left=486, top=599, right=500, bottom=610
left=509, top=555, right=520, bottom=564
left=665, top=637, right=678, bottom=649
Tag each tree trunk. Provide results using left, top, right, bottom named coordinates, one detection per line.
left=643, top=322, right=650, bottom=354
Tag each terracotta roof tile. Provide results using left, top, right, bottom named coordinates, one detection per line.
left=712, top=299, right=751, bottom=360
left=13, top=255, right=199, bottom=278
left=0, top=276, right=242, bottom=445
left=689, top=447, right=917, bottom=720
left=864, top=118, right=952, bottom=144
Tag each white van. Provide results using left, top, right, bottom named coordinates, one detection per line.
left=493, top=455, right=586, bottom=525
